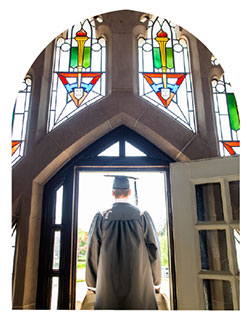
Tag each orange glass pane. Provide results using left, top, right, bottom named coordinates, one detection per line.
left=223, top=141, right=240, bottom=156
left=12, top=141, right=21, bottom=156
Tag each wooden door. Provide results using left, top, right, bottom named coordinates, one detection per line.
left=170, top=156, right=239, bottom=310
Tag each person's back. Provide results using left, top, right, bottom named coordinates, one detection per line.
left=85, top=176, right=161, bottom=309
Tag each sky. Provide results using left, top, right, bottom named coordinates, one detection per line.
left=78, top=171, right=167, bottom=232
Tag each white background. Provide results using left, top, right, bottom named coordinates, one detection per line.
left=1, top=0, right=247, bottom=319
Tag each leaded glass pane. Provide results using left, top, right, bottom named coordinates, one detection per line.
left=98, top=142, right=120, bottom=156
left=195, top=183, right=224, bottom=222
left=233, top=228, right=240, bottom=272
left=52, top=231, right=61, bottom=270
left=138, top=16, right=196, bottom=132
left=203, top=280, right=233, bottom=310
left=55, top=186, right=63, bottom=225
left=11, top=76, right=32, bottom=165
left=48, top=18, right=106, bottom=131
left=211, top=74, right=240, bottom=156
left=125, top=142, right=147, bottom=156
left=50, top=277, right=59, bottom=310
left=199, top=230, right=229, bottom=271
left=229, top=180, right=239, bottom=221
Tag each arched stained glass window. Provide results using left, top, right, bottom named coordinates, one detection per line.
left=211, top=74, right=240, bottom=156
left=11, top=76, right=32, bottom=165
left=138, top=16, right=195, bottom=132
left=48, top=18, right=106, bottom=131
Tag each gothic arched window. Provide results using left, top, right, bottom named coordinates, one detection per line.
left=138, top=16, right=195, bottom=132
left=11, top=76, right=32, bottom=165
left=211, top=74, right=240, bottom=156
left=48, top=18, right=106, bottom=131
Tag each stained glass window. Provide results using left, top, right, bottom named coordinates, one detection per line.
left=11, top=76, right=32, bottom=165
left=138, top=16, right=195, bottom=132
left=48, top=18, right=106, bottom=131
left=211, top=74, right=240, bottom=156
left=211, top=55, right=219, bottom=66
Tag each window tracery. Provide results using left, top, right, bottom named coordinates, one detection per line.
left=138, top=16, right=196, bottom=132
left=211, top=74, right=240, bottom=156
left=48, top=18, right=106, bottom=131
left=11, top=76, right=32, bottom=165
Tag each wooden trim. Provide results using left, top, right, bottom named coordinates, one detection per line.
left=165, top=170, right=177, bottom=310
left=195, top=222, right=228, bottom=230
left=198, top=270, right=234, bottom=281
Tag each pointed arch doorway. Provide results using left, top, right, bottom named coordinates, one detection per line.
left=36, top=125, right=176, bottom=310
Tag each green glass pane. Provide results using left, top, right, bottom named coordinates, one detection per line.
left=83, top=47, right=91, bottom=68
left=153, top=47, right=174, bottom=69
left=226, top=93, right=240, bottom=131
left=70, top=47, right=78, bottom=68
left=166, top=48, right=174, bottom=69
left=153, top=47, right=161, bottom=69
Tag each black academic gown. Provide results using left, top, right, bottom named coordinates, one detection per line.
left=85, top=202, right=161, bottom=310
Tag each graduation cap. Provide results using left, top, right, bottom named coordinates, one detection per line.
left=104, top=175, right=139, bottom=205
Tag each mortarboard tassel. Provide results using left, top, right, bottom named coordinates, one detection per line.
left=134, top=179, right=138, bottom=206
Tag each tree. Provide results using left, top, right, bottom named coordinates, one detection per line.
left=77, top=229, right=88, bottom=258
left=159, top=234, right=168, bottom=267
left=158, top=224, right=168, bottom=267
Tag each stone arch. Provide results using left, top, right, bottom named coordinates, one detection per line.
left=12, top=9, right=222, bottom=309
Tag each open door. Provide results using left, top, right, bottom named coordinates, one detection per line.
left=36, top=126, right=175, bottom=310
left=170, top=155, right=239, bottom=310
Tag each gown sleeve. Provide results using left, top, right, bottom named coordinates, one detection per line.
left=141, top=211, right=162, bottom=287
left=85, top=213, right=103, bottom=289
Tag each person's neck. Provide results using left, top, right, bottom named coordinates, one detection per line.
left=114, top=197, right=129, bottom=203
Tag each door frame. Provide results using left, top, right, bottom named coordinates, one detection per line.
left=36, top=126, right=177, bottom=309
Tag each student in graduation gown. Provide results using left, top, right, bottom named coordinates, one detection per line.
left=85, top=175, right=161, bottom=310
